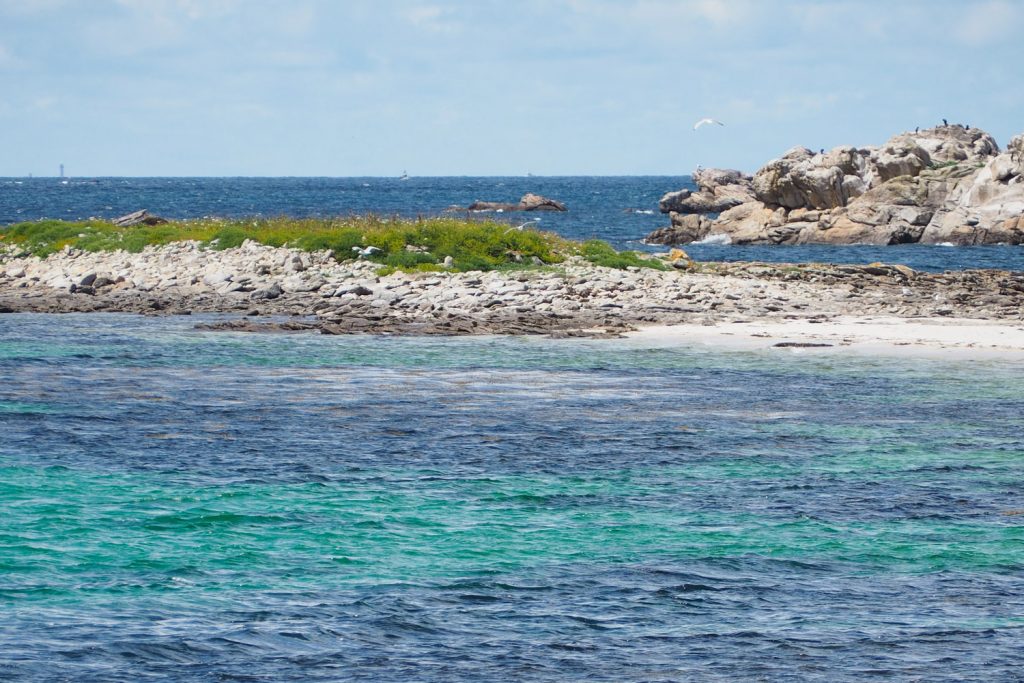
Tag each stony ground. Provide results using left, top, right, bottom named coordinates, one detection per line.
left=1, top=240, right=1022, bottom=336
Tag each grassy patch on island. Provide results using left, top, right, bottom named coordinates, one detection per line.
left=0, top=215, right=666, bottom=273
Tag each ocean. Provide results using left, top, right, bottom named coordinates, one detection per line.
left=3, top=176, right=1024, bottom=272
left=2, top=178, right=1024, bottom=681
left=1, top=314, right=1023, bottom=681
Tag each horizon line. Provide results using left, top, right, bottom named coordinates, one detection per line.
left=1, top=173, right=700, bottom=180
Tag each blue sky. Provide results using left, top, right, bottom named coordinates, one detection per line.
left=1, top=0, right=1021, bottom=176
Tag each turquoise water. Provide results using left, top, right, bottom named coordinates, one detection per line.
left=2, top=313, right=1023, bottom=680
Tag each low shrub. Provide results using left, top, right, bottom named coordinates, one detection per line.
left=1, top=216, right=664, bottom=273
left=580, top=239, right=666, bottom=270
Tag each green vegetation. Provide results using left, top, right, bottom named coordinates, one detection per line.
left=580, top=239, right=667, bottom=271
left=0, top=216, right=666, bottom=273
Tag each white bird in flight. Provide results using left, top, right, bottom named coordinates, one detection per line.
left=352, top=245, right=382, bottom=258
left=693, top=118, right=725, bottom=130
left=505, top=218, right=540, bottom=233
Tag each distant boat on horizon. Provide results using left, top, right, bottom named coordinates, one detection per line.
left=399, top=170, right=410, bottom=181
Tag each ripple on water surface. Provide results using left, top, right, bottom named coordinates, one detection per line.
left=1, top=314, right=1023, bottom=681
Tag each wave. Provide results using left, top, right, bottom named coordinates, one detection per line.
left=694, top=232, right=731, bottom=245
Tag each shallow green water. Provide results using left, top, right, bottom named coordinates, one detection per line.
left=2, top=314, right=1023, bottom=681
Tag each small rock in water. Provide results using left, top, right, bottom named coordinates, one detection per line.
left=773, top=341, right=833, bottom=348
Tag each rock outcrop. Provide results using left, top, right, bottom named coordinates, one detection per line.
left=660, top=168, right=755, bottom=214
left=919, top=133, right=1024, bottom=244
left=752, top=145, right=870, bottom=210
left=648, top=125, right=1023, bottom=246
left=647, top=168, right=752, bottom=245
left=112, top=209, right=168, bottom=227
left=460, top=193, right=567, bottom=212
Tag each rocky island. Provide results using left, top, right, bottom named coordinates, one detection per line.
left=2, top=141, right=1024, bottom=354
left=449, top=193, right=568, bottom=213
left=647, top=125, right=1024, bottom=246
left=1, top=225, right=1022, bottom=352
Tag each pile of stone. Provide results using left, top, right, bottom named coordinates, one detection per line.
left=2, top=239, right=1022, bottom=333
left=649, top=125, right=1024, bottom=245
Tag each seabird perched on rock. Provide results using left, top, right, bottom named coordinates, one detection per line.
left=943, top=118, right=948, bottom=126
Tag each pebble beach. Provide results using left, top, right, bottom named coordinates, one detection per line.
left=2, top=239, right=1023, bottom=352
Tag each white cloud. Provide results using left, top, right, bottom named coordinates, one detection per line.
left=264, top=48, right=333, bottom=68
left=690, top=0, right=752, bottom=26
left=113, top=0, right=239, bottom=21
left=400, top=4, right=460, bottom=33
left=567, top=0, right=754, bottom=27
left=277, top=4, right=316, bottom=36
left=403, top=5, right=441, bottom=24
left=78, top=0, right=240, bottom=56
left=955, top=0, right=1020, bottom=45
left=31, top=95, right=59, bottom=111
left=0, top=42, right=16, bottom=67
left=0, top=0, right=67, bottom=16
left=771, top=91, right=842, bottom=118
left=83, top=15, right=182, bottom=56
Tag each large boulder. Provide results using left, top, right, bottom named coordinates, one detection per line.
left=658, top=168, right=754, bottom=215
left=518, top=193, right=567, bottom=211
left=749, top=126, right=1000, bottom=214
left=862, top=125, right=998, bottom=188
left=920, top=135, right=1024, bottom=244
left=752, top=146, right=870, bottom=210
left=648, top=168, right=755, bottom=244
left=466, top=200, right=519, bottom=212
left=464, top=193, right=567, bottom=212
left=790, top=164, right=975, bottom=245
left=112, top=209, right=168, bottom=227
left=658, top=188, right=693, bottom=213
left=704, top=201, right=791, bottom=245
left=898, top=124, right=999, bottom=165
left=690, top=124, right=1009, bottom=245
left=644, top=214, right=712, bottom=245
left=868, top=139, right=931, bottom=185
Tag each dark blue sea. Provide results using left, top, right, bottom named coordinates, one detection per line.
left=3, top=176, right=1023, bottom=271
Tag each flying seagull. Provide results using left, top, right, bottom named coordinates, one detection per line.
left=693, top=118, right=725, bottom=130
left=352, top=245, right=382, bottom=258
left=506, top=218, right=540, bottom=234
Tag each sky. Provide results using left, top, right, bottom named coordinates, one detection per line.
left=1, top=0, right=1022, bottom=176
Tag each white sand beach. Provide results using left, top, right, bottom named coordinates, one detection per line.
left=627, top=316, right=1024, bottom=357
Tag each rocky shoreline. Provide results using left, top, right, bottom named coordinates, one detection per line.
left=2, top=239, right=1022, bottom=337
left=648, top=125, right=1024, bottom=246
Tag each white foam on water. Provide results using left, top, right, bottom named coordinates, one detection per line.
left=695, top=232, right=731, bottom=245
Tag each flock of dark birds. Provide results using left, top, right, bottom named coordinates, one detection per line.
left=910, top=120, right=970, bottom=134
left=816, top=120, right=970, bottom=158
